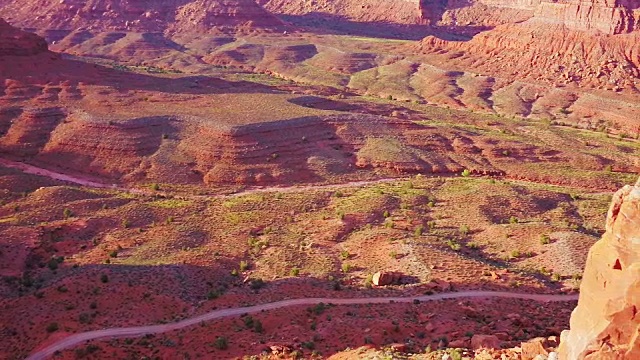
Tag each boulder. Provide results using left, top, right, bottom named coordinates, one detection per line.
left=522, top=338, right=550, bottom=360
left=471, top=334, right=501, bottom=350
left=372, top=271, right=402, bottom=286
left=558, top=178, right=640, bottom=359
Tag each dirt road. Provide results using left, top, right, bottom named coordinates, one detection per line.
left=26, top=291, right=579, bottom=360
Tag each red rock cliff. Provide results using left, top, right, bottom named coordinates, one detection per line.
left=533, top=0, right=640, bottom=34
left=558, top=177, right=640, bottom=359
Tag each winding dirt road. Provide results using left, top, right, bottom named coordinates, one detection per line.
left=0, top=158, right=613, bottom=201
left=26, top=291, right=579, bottom=360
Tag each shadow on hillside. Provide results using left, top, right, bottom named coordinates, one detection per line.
left=279, top=13, right=492, bottom=41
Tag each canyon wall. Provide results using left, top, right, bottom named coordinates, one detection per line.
left=0, top=0, right=282, bottom=33
left=532, top=0, right=640, bottom=34
left=558, top=178, right=640, bottom=359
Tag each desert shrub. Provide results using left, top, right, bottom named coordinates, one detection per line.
left=243, top=316, right=254, bottom=328
left=213, top=336, right=228, bottom=350
left=109, top=250, right=118, bottom=258
left=383, top=210, right=390, bottom=218
left=340, top=250, right=350, bottom=260
left=63, top=208, right=73, bottom=219
left=446, top=239, right=461, bottom=251
left=239, top=260, right=249, bottom=272
left=414, top=225, right=424, bottom=236
left=341, top=263, right=352, bottom=273
left=48, top=258, right=59, bottom=271
left=459, top=225, right=470, bottom=236
left=309, top=303, right=326, bottom=315
left=364, top=274, right=373, bottom=288
left=461, top=169, right=471, bottom=177
left=78, top=313, right=92, bottom=324
left=100, top=274, right=109, bottom=283
left=46, top=322, right=59, bottom=333
left=509, top=216, right=519, bottom=224
left=121, top=219, right=130, bottom=229
left=150, top=183, right=160, bottom=191
left=253, top=320, right=263, bottom=333
left=540, top=234, right=551, bottom=245
left=249, top=278, right=265, bottom=290
left=510, top=250, right=521, bottom=259
left=290, top=267, right=300, bottom=276
left=207, top=290, right=221, bottom=300
left=231, top=269, right=238, bottom=276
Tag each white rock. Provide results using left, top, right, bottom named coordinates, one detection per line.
left=548, top=352, right=558, bottom=360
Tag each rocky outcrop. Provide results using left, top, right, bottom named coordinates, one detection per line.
left=558, top=177, right=640, bottom=359
left=0, top=18, right=49, bottom=56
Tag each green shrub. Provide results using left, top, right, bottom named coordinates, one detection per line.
left=540, top=234, right=551, bottom=245
left=461, top=169, right=471, bottom=177
left=290, top=267, right=300, bottom=276
left=100, top=274, right=109, bottom=283
left=213, top=336, right=228, bottom=350
left=63, top=208, right=73, bottom=219
left=239, top=260, right=249, bottom=272
left=46, top=322, right=59, bottom=333
left=253, top=320, right=264, bottom=333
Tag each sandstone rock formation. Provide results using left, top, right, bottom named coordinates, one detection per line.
left=0, top=0, right=283, bottom=34
left=558, top=177, right=640, bottom=359
left=532, top=0, right=640, bottom=34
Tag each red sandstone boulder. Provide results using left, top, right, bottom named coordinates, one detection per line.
left=521, top=338, right=550, bottom=360
left=372, top=271, right=402, bottom=286
left=471, top=334, right=501, bottom=350
left=558, top=178, right=640, bottom=359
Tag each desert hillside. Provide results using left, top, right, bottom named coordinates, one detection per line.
left=0, top=1, right=638, bottom=359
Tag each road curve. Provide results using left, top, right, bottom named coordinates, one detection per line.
left=26, top=291, right=579, bottom=360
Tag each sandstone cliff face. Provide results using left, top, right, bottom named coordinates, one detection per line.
left=533, top=0, right=640, bottom=34
left=558, top=178, right=640, bottom=359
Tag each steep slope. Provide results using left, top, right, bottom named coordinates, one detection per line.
left=558, top=177, right=640, bottom=359
left=0, top=18, right=49, bottom=56
left=0, top=0, right=282, bottom=34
